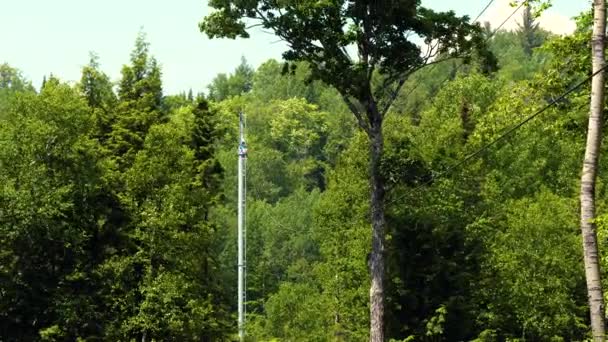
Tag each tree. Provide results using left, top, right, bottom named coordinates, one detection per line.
left=0, top=63, right=35, bottom=115
left=109, top=31, right=164, bottom=168
left=200, top=2, right=489, bottom=339
left=313, top=132, right=374, bottom=340
left=517, top=5, right=543, bottom=56
left=580, top=0, right=606, bottom=340
left=80, top=53, right=116, bottom=110
left=98, top=100, right=230, bottom=341
left=474, top=192, right=587, bottom=340
left=0, top=63, right=33, bottom=92
left=207, top=56, right=254, bottom=101
left=251, top=59, right=324, bottom=104
left=78, top=53, right=117, bottom=141
left=0, top=78, right=107, bottom=340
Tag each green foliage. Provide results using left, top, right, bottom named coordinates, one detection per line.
left=517, top=5, right=545, bottom=56
left=312, top=132, right=372, bottom=341
left=0, top=37, right=232, bottom=341
left=0, top=63, right=34, bottom=93
left=208, top=57, right=254, bottom=101
left=2, top=5, right=607, bottom=342
left=0, top=78, right=104, bottom=340
left=200, top=0, right=491, bottom=122
left=474, top=191, right=587, bottom=340
left=78, top=53, right=117, bottom=141
left=102, top=100, right=230, bottom=340
left=79, top=53, right=116, bottom=110
left=201, top=8, right=492, bottom=342
left=490, top=29, right=551, bottom=81
left=263, top=281, right=331, bottom=341
left=201, top=0, right=485, bottom=80
left=118, top=32, right=163, bottom=108
left=510, top=1, right=553, bottom=18
left=109, top=32, right=164, bottom=168
left=0, top=63, right=35, bottom=114
left=251, top=60, right=326, bottom=105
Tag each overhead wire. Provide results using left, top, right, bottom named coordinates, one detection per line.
left=398, top=1, right=522, bottom=110
left=386, top=64, right=607, bottom=207
left=473, top=0, right=496, bottom=23
left=434, top=2, right=526, bottom=93
left=489, top=1, right=525, bottom=36
left=388, top=1, right=528, bottom=186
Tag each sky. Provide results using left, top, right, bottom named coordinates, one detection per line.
left=0, top=0, right=592, bottom=95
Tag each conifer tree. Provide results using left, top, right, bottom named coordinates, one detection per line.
left=110, top=32, right=164, bottom=168
left=517, top=5, right=542, bottom=56
left=79, top=53, right=117, bottom=141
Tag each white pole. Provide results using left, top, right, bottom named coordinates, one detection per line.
left=237, top=112, right=247, bottom=341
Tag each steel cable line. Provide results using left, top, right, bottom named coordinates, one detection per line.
left=386, top=64, right=608, bottom=207
left=473, top=0, right=496, bottom=23
left=397, top=1, right=524, bottom=112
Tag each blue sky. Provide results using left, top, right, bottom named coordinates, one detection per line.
left=0, top=0, right=592, bottom=95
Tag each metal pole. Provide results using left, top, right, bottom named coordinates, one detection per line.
left=237, top=112, right=247, bottom=341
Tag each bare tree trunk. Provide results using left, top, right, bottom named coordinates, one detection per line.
left=581, top=1, right=606, bottom=340
left=368, top=122, right=385, bottom=342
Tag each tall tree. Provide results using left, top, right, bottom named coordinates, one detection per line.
left=0, top=63, right=35, bottom=114
left=580, top=0, right=606, bottom=340
left=112, top=100, right=229, bottom=341
left=80, top=53, right=116, bottom=110
left=207, top=56, right=254, bottom=101
left=0, top=78, right=106, bottom=340
left=517, top=5, right=542, bottom=56
left=79, top=53, right=117, bottom=141
left=0, top=63, right=33, bottom=91
left=200, top=1, right=489, bottom=340
left=110, top=31, right=164, bottom=168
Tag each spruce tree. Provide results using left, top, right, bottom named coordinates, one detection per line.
left=110, top=31, right=164, bottom=168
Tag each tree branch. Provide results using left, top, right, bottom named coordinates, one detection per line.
left=380, top=79, right=406, bottom=117
left=367, top=64, right=375, bottom=84
left=379, top=56, right=460, bottom=117
left=342, top=95, right=370, bottom=134
left=245, top=23, right=265, bottom=29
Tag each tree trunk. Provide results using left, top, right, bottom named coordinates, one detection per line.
left=368, top=122, right=385, bottom=342
left=581, top=1, right=606, bottom=340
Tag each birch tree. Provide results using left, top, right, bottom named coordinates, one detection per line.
left=580, top=0, right=606, bottom=340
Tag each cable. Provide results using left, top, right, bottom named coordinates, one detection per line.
left=473, top=0, right=496, bottom=23
left=386, top=64, right=607, bottom=207
left=456, top=2, right=525, bottom=73
left=396, top=0, right=500, bottom=106
left=490, top=2, right=525, bottom=37
left=404, top=1, right=525, bottom=111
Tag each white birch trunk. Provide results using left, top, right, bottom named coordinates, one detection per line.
left=580, top=1, right=607, bottom=340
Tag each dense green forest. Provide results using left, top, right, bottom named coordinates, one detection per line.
left=3, top=2, right=608, bottom=341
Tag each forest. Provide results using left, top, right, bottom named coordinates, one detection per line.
left=2, top=0, right=608, bottom=341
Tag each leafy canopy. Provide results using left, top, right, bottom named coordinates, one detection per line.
left=200, top=0, right=489, bottom=122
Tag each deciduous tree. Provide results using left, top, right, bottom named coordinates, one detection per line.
left=200, top=2, right=489, bottom=339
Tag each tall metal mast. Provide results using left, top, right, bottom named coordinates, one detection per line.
left=237, top=112, right=247, bottom=341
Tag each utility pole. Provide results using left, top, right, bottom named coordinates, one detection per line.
left=237, top=112, right=247, bottom=341
left=580, top=0, right=606, bottom=340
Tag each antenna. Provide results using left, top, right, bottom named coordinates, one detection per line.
left=237, top=112, right=247, bottom=341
